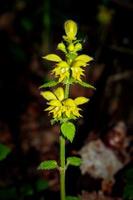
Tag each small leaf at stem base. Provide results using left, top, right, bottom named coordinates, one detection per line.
left=67, top=156, right=82, bottom=167
left=38, top=160, right=58, bottom=170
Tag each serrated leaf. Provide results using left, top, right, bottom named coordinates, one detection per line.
left=66, top=196, right=80, bottom=200
left=38, top=160, right=58, bottom=170
left=0, top=144, right=11, bottom=161
left=77, top=81, right=96, bottom=90
left=43, top=54, right=62, bottom=62
left=39, top=80, right=58, bottom=88
left=67, top=157, right=82, bottom=167
left=61, top=122, right=76, bottom=142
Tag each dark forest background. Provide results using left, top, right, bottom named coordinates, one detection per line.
left=0, top=0, right=133, bottom=199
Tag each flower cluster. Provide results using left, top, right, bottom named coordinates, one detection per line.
left=41, top=20, right=93, bottom=121
left=41, top=87, right=88, bottom=120
left=43, top=20, right=93, bottom=83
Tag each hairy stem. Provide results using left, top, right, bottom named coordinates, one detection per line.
left=60, top=83, right=70, bottom=200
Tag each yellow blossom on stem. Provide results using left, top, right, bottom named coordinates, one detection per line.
left=41, top=87, right=89, bottom=120
left=40, top=19, right=95, bottom=200
left=71, top=54, right=93, bottom=81
left=51, top=54, right=93, bottom=83
left=63, top=20, right=78, bottom=42
left=52, top=61, right=70, bottom=82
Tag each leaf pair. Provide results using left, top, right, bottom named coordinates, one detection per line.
left=38, top=156, right=81, bottom=170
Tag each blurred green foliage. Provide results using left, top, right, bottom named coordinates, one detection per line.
left=123, top=169, right=133, bottom=200
left=0, top=144, right=11, bottom=161
left=0, top=178, right=48, bottom=200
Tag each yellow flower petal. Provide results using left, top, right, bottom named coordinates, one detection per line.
left=74, top=97, right=89, bottom=105
left=65, top=109, right=71, bottom=118
left=52, top=62, right=70, bottom=82
left=71, top=67, right=84, bottom=81
left=75, top=54, right=93, bottom=63
left=42, top=54, right=62, bottom=62
left=54, top=87, right=64, bottom=101
left=52, top=107, right=62, bottom=118
left=49, top=100, right=62, bottom=106
left=63, top=99, right=76, bottom=107
left=56, top=61, right=69, bottom=68
left=45, top=106, right=54, bottom=111
left=72, top=109, right=81, bottom=117
left=72, top=60, right=86, bottom=68
left=64, top=20, right=78, bottom=40
left=41, top=91, right=56, bottom=100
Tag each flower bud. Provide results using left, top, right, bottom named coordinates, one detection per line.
left=64, top=20, right=78, bottom=41
left=68, top=43, right=75, bottom=52
left=57, top=42, right=66, bottom=53
left=74, top=43, right=82, bottom=51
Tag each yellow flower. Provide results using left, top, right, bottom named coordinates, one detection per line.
left=63, top=20, right=78, bottom=42
left=41, top=87, right=64, bottom=119
left=52, top=61, right=70, bottom=82
left=57, top=42, right=67, bottom=53
left=51, top=54, right=93, bottom=83
left=41, top=87, right=89, bottom=120
left=71, top=54, right=93, bottom=81
left=71, top=65, right=84, bottom=81
left=97, top=6, right=113, bottom=25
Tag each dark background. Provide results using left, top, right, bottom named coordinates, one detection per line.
left=0, top=0, right=133, bottom=199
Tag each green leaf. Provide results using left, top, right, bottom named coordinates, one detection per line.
left=38, top=160, right=58, bottom=170
left=77, top=81, right=96, bottom=90
left=123, top=185, right=133, bottom=199
left=35, top=179, right=48, bottom=191
left=123, top=168, right=133, bottom=199
left=66, top=196, right=80, bottom=200
left=0, top=144, right=11, bottom=161
left=61, top=122, right=76, bottom=142
left=39, top=80, right=58, bottom=88
left=67, top=157, right=82, bottom=167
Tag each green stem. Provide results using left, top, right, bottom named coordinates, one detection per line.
left=60, top=136, right=66, bottom=200
left=60, top=83, right=70, bottom=200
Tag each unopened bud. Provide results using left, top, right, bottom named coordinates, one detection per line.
left=57, top=42, right=66, bottom=53
left=64, top=20, right=78, bottom=41
left=74, top=43, right=82, bottom=51
left=68, top=43, right=75, bottom=52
